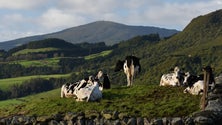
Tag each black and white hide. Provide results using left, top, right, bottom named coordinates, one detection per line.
left=60, top=82, right=77, bottom=98
left=160, top=66, right=183, bottom=86
left=114, top=56, right=141, bottom=87
left=96, top=71, right=111, bottom=89
left=183, top=66, right=215, bottom=95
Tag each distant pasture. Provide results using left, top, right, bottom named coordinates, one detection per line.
left=12, top=47, right=59, bottom=56
left=0, top=73, right=70, bottom=91
left=84, top=50, right=112, bottom=60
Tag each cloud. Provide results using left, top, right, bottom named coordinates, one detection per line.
left=120, top=0, right=222, bottom=29
left=0, top=0, right=47, bottom=10
left=0, top=0, right=221, bottom=42
left=38, top=8, right=86, bottom=30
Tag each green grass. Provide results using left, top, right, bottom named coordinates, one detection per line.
left=12, top=47, right=59, bottom=56
left=0, top=85, right=201, bottom=117
left=85, top=50, right=112, bottom=60
left=0, top=73, right=71, bottom=91
left=11, top=58, right=60, bottom=68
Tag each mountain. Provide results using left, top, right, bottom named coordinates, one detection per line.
left=0, top=21, right=179, bottom=50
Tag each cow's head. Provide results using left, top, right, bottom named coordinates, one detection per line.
left=182, top=72, right=190, bottom=86
left=114, top=60, right=124, bottom=72
left=173, top=66, right=185, bottom=86
left=95, top=70, right=104, bottom=84
left=96, top=71, right=103, bottom=79
left=173, top=66, right=181, bottom=78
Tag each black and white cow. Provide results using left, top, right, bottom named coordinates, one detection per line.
left=61, top=82, right=78, bottom=98
left=61, top=71, right=105, bottom=101
left=73, top=79, right=102, bottom=102
left=183, top=72, right=204, bottom=95
left=183, top=66, right=215, bottom=95
left=95, top=71, right=111, bottom=89
left=114, top=55, right=141, bottom=87
left=159, top=66, right=183, bottom=86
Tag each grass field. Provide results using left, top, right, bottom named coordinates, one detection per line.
left=0, top=84, right=201, bottom=117
left=12, top=47, right=59, bottom=56
left=0, top=73, right=71, bottom=91
left=10, top=58, right=61, bottom=68
left=85, top=50, right=112, bottom=60
left=7, top=50, right=112, bottom=67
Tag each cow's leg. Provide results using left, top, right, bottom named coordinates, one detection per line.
left=183, top=87, right=190, bottom=93
left=129, top=74, right=133, bottom=86
left=130, top=65, right=135, bottom=86
left=127, top=74, right=131, bottom=87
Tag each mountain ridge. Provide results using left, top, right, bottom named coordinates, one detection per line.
left=0, top=21, right=179, bottom=50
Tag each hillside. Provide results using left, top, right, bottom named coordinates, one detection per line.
left=0, top=85, right=200, bottom=118
left=1, top=10, right=222, bottom=83
left=7, top=38, right=111, bottom=59
left=0, top=9, right=222, bottom=119
left=86, top=9, right=222, bottom=84
left=0, top=21, right=179, bottom=50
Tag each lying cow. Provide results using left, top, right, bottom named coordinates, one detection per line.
left=184, top=80, right=204, bottom=95
left=115, top=55, right=141, bottom=87
left=160, top=66, right=183, bottom=86
left=183, top=66, right=215, bottom=95
left=61, top=71, right=104, bottom=101
left=73, top=80, right=102, bottom=102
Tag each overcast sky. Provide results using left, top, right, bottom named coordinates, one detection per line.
left=0, top=0, right=221, bottom=42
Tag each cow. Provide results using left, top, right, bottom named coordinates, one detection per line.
left=159, top=66, right=183, bottom=86
left=183, top=72, right=200, bottom=87
left=183, top=72, right=205, bottom=95
left=183, top=80, right=204, bottom=95
left=114, top=55, right=141, bottom=87
left=61, top=83, right=77, bottom=98
left=73, top=80, right=102, bottom=102
left=183, top=66, right=215, bottom=95
left=95, top=70, right=111, bottom=89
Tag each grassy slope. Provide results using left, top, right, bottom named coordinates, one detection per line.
left=0, top=84, right=200, bottom=118
left=9, top=49, right=112, bottom=68
left=0, top=73, right=70, bottom=91
left=12, top=47, right=60, bottom=56
left=84, top=50, right=112, bottom=60
left=10, top=57, right=61, bottom=68
left=1, top=10, right=221, bottom=118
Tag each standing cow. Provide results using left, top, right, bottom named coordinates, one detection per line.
left=115, top=55, right=141, bottom=87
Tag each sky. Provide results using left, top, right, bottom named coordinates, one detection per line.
left=0, top=0, right=221, bottom=42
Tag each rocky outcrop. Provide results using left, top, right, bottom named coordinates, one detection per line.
left=1, top=74, right=222, bottom=125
